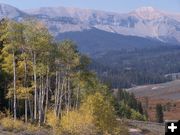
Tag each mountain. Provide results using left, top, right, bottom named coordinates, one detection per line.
left=0, top=3, right=180, bottom=44
left=130, top=7, right=163, bottom=20
left=25, top=6, right=180, bottom=44
left=0, top=3, right=28, bottom=20
left=1, top=3, right=180, bottom=88
left=56, top=28, right=172, bottom=57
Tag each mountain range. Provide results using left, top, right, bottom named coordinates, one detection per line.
left=0, top=3, right=180, bottom=46
left=1, top=3, right=180, bottom=88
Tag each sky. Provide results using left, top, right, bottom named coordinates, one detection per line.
left=0, top=0, right=180, bottom=13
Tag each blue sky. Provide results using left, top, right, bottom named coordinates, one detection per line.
left=0, top=0, right=180, bottom=13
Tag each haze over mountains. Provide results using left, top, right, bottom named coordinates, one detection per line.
left=2, top=3, right=180, bottom=88
left=0, top=3, right=180, bottom=45
left=29, top=6, right=180, bottom=44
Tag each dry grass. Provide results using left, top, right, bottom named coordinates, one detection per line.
left=26, top=123, right=40, bottom=132
left=0, top=116, right=40, bottom=133
left=137, top=97, right=180, bottom=121
left=127, top=80, right=180, bottom=100
left=127, top=80, right=180, bottom=121
left=0, top=117, right=25, bottom=132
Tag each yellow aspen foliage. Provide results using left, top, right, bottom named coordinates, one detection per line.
left=80, top=92, right=117, bottom=134
left=6, top=86, right=32, bottom=99
left=80, top=92, right=128, bottom=135
left=46, top=110, right=60, bottom=134
left=58, top=92, right=128, bottom=135
left=0, top=117, right=25, bottom=132
left=60, top=110, right=96, bottom=135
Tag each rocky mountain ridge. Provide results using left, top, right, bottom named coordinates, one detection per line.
left=0, top=3, right=180, bottom=44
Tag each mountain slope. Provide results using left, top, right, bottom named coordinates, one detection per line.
left=1, top=3, right=180, bottom=89
left=25, top=6, right=180, bottom=44
left=56, top=28, right=173, bottom=57
left=0, top=3, right=180, bottom=44
left=0, top=3, right=28, bottom=20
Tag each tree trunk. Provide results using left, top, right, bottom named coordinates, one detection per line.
left=33, top=53, right=37, bottom=120
left=67, top=76, right=71, bottom=112
left=57, top=78, right=64, bottom=118
left=25, top=100, right=28, bottom=123
left=41, top=76, right=45, bottom=123
left=54, top=71, right=58, bottom=116
left=24, top=57, right=28, bottom=123
left=44, top=66, right=49, bottom=123
left=76, top=83, right=80, bottom=109
left=28, top=98, right=33, bottom=122
left=38, top=76, right=42, bottom=126
left=13, top=51, right=17, bottom=121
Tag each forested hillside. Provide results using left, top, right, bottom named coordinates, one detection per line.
left=57, top=29, right=180, bottom=88
left=91, top=46, right=180, bottom=88
left=57, top=29, right=170, bottom=56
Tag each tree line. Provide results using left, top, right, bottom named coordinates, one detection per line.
left=113, top=89, right=146, bottom=121
left=91, top=46, right=180, bottom=88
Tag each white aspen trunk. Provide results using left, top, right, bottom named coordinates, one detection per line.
left=25, top=100, right=27, bottom=123
left=67, top=76, right=71, bottom=112
left=13, top=51, right=17, bottom=121
left=76, top=83, right=80, bottom=109
left=56, top=72, right=60, bottom=116
left=41, top=76, right=45, bottom=123
left=54, top=71, right=58, bottom=115
left=64, top=76, right=68, bottom=114
left=33, top=53, right=37, bottom=120
left=24, top=57, right=28, bottom=123
left=57, top=78, right=64, bottom=118
left=38, top=76, right=42, bottom=126
left=44, top=67, right=49, bottom=123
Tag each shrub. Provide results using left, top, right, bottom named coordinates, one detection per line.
left=118, top=101, right=131, bottom=119
left=80, top=92, right=126, bottom=135
left=26, top=123, right=39, bottom=132
left=130, top=109, right=146, bottom=121
left=46, top=93, right=129, bottom=135
left=0, top=111, right=5, bottom=119
left=0, top=117, right=14, bottom=131
left=0, top=117, right=25, bottom=132
left=60, top=110, right=97, bottom=135
left=46, top=110, right=59, bottom=134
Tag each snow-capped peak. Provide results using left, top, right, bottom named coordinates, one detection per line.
left=131, top=6, right=163, bottom=20
left=135, top=7, right=157, bottom=13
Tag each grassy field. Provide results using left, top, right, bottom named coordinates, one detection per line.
left=127, top=80, right=180, bottom=100
left=127, top=80, right=180, bottom=121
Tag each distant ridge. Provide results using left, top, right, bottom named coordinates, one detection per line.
left=0, top=3, right=28, bottom=20
left=0, top=3, right=180, bottom=44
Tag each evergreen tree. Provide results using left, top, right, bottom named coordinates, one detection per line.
left=156, top=104, right=164, bottom=123
left=137, top=102, right=143, bottom=114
